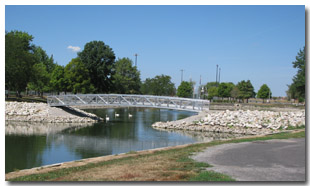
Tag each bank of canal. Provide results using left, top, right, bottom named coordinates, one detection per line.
left=6, top=107, right=241, bottom=173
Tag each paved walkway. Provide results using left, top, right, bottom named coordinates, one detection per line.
left=192, top=138, right=305, bottom=181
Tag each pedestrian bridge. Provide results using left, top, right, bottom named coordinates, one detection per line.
left=47, top=94, right=210, bottom=112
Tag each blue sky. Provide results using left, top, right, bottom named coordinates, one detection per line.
left=5, top=5, right=305, bottom=96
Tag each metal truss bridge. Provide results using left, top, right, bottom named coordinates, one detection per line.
left=47, top=94, right=210, bottom=112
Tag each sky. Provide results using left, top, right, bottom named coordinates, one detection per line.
left=5, top=5, right=305, bottom=96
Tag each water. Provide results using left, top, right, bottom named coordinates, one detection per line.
left=6, top=107, right=245, bottom=173
left=6, top=107, right=199, bottom=173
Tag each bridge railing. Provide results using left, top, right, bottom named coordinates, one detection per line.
left=47, top=94, right=210, bottom=112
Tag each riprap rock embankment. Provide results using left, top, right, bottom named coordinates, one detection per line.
left=5, top=102, right=102, bottom=123
left=152, top=110, right=305, bottom=135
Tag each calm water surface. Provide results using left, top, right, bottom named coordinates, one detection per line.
left=6, top=108, right=200, bottom=173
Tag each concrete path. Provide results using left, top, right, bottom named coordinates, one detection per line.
left=192, top=138, right=305, bottom=181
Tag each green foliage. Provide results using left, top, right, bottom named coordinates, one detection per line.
left=177, top=81, right=193, bottom=98
left=287, top=47, right=305, bottom=101
left=112, top=58, right=141, bottom=94
left=230, top=86, right=240, bottom=99
left=64, top=58, right=95, bottom=94
left=27, top=63, right=51, bottom=95
left=207, top=86, right=218, bottom=100
left=50, top=64, right=68, bottom=94
left=205, top=82, right=218, bottom=90
left=78, top=41, right=116, bottom=93
left=218, top=82, right=235, bottom=98
left=141, top=75, right=176, bottom=96
left=236, top=80, right=255, bottom=102
left=5, top=30, right=37, bottom=96
left=33, top=46, right=56, bottom=73
left=257, top=84, right=271, bottom=102
left=204, top=82, right=218, bottom=100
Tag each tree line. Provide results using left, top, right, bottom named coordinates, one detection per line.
left=5, top=30, right=176, bottom=97
left=204, top=80, right=271, bottom=103
left=5, top=30, right=305, bottom=102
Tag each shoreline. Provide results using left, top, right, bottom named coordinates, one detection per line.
left=6, top=129, right=305, bottom=180
left=5, top=101, right=103, bottom=123
left=5, top=101, right=305, bottom=179
left=152, top=109, right=305, bottom=136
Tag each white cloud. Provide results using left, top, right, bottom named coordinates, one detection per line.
left=67, top=45, right=81, bottom=52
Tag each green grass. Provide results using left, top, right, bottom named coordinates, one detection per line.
left=8, top=130, right=305, bottom=182
left=189, top=171, right=235, bottom=181
left=286, top=125, right=305, bottom=130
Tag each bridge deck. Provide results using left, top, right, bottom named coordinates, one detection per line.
left=47, top=94, right=210, bottom=112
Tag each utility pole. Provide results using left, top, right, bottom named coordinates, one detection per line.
left=219, top=68, right=221, bottom=84
left=199, top=75, right=202, bottom=99
left=134, top=53, right=138, bottom=67
left=180, top=69, right=184, bottom=82
left=216, top=64, right=218, bottom=86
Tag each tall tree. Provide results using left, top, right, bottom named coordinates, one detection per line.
left=78, top=41, right=116, bottom=93
left=64, top=58, right=95, bottom=94
left=177, top=81, right=193, bottom=98
left=236, top=80, right=255, bottom=103
left=141, top=75, right=175, bottom=96
left=27, top=63, right=50, bottom=97
left=50, top=64, right=68, bottom=94
left=33, top=46, right=56, bottom=73
left=5, top=30, right=37, bottom=97
left=287, top=47, right=305, bottom=102
left=205, top=82, right=219, bottom=100
left=257, top=84, right=272, bottom=103
left=218, top=82, right=235, bottom=99
left=207, top=86, right=218, bottom=100
left=230, top=86, right=240, bottom=102
left=112, top=58, right=141, bottom=94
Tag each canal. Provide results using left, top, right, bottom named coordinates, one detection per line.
left=5, top=107, right=239, bottom=173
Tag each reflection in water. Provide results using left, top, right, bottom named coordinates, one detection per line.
left=5, top=108, right=244, bottom=173
left=5, top=121, right=95, bottom=135
left=154, top=128, right=245, bottom=142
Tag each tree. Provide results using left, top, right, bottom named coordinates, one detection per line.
left=78, top=41, right=116, bottom=93
left=236, top=80, right=255, bottom=103
left=230, top=86, right=240, bottom=102
left=33, top=46, right=56, bottom=73
left=50, top=64, right=68, bottom=94
left=218, top=82, right=235, bottom=99
left=27, top=46, right=56, bottom=94
left=177, top=81, right=193, bottom=98
left=112, top=58, right=141, bottom=94
left=257, top=84, right=272, bottom=103
left=204, top=82, right=219, bottom=100
left=207, top=86, right=218, bottom=100
left=5, top=30, right=37, bottom=97
left=64, top=58, right=95, bottom=94
left=287, top=47, right=305, bottom=102
left=27, top=63, right=50, bottom=97
left=141, top=75, right=175, bottom=96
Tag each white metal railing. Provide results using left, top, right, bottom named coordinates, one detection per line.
left=47, top=94, right=210, bottom=112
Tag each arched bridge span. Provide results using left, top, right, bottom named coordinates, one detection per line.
left=47, top=94, right=210, bottom=112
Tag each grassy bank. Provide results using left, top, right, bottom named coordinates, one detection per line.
left=8, top=130, right=305, bottom=181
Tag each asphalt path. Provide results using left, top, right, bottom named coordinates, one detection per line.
left=192, top=138, right=305, bottom=181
